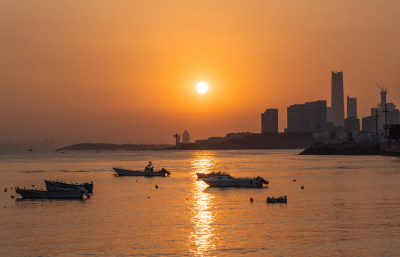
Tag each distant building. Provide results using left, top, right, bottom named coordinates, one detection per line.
left=388, top=109, right=400, bottom=125
left=347, top=96, right=357, bottom=118
left=261, top=109, right=278, bottom=133
left=286, top=100, right=327, bottom=132
left=362, top=116, right=376, bottom=133
left=182, top=130, right=190, bottom=144
left=344, top=116, right=360, bottom=135
left=326, top=107, right=333, bottom=124
left=331, top=71, right=345, bottom=126
left=371, top=107, right=379, bottom=117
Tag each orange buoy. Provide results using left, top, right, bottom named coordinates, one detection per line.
left=250, top=198, right=254, bottom=202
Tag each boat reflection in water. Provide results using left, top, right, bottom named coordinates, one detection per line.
left=189, top=152, right=218, bottom=255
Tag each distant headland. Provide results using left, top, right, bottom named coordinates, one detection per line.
left=57, top=143, right=172, bottom=151
left=168, top=132, right=315, bottom=150
left=58, top=132, right=316, bottom=151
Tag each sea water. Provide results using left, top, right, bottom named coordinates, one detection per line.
left=0, top=150, right=400, bottom=256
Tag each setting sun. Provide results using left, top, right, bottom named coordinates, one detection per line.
left=196, top=82, right=208, bottom=94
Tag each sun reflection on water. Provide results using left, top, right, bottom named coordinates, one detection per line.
left=189, top=152, right=218, bottom=256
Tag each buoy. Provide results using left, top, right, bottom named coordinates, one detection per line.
left=155, top=185, right=158, bottom=189
left=250, top=198, right=254, bottom=202
left=4, top=188, right=7, bottom=192
left=293, top=178, right=296, bottom=182
left=301, top=186, right=304, bottom=189
left=147, top=196, right=151, bottom=198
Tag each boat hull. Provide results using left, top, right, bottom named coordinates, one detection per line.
left=267, top=196, right=287, bottom=203
left=113, top=167, right=168, bottom=177
left=15, top=188, right=83, bottom=199
left=202, top=177, right=265, bottom=188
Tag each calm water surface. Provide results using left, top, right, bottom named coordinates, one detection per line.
left=0, top=150, right=399, bottom=256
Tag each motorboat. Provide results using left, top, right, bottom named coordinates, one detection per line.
left=113, top=167, right=170, bottom=177
left=202, top=175, right=268, bottom=188
left=266, top=196, right=287, bottom=203
left=15, top=187, right=88, bottom=199
left=45, top=180, right=93, bottom=194
left=196, top=171, right=230, bottom=179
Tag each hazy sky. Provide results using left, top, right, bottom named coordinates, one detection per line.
left=1, top=0, right=399, bottom=146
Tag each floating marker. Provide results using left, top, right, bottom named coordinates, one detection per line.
left=155, top=185, right=158, bottom=189
left=250, top=198, right=254, bottom=202
left=301, top=186, right=304, bottom=189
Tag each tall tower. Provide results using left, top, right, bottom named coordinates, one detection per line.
left=182, top=130, right=190, bottom=144
left=380, top=89, right=387, bottom=111
left=331, top=71, right=344, bottom=126
left=261, top=109, right=278, bottom=133
left=379, top=88, right=388, bottom=130
left=347, top=96, right=357, bottom=118
left=173, top=133, right=180, bottom=146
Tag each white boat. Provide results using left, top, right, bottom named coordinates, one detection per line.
left=202, top=175, right=268, bottom=188
left=196, top=171, right=230, bottom=178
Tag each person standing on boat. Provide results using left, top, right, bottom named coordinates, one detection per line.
left=145, top=161, right=154, bottom=172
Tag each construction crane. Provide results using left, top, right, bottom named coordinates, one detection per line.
left=376, top=82, right=387, bottom=92
left=173, top=133, right=180, bottom=146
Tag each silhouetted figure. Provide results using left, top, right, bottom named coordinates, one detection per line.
left=145, top=162, right=154, bottom=172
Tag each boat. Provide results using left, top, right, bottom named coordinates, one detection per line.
left=202, top=175, right=268, bottom=188
left=266, top=196, right=287, bottom=203
left=15, top=187, right=86, bottom=199
left=45, top=180, right=93, bottom=194
left=113, top=167, right=170, bottom=177
left=196, top=171, right=230, bottom=179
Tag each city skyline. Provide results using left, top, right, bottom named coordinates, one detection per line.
left=1, top=1, right=400, bottom=146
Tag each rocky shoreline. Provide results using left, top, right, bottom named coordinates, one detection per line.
left=300, top=142, right=400, bottom=157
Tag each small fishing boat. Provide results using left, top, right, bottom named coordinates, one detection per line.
left=114, top=161, right=170, bottom=177
left=202, top=175, right=268, bottom=188
left=266, top=196, right=287, bottom=203
left=196, top=171, right=230, bottom=179
left=15, top=187, right=87, bottom=199
left=113, top=167, right=170, bottom=177
left=45, top=180, right=93, bottom=194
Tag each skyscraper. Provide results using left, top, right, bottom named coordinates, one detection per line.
left=182, top=130, right=190, bottom=144
left=261, top=109, right=278, bottom=133
left=347, top=96, right=357, bottom=118
left=331, top=71, right=344, bottom=126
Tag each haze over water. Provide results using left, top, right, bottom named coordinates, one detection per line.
left=1, top=150, right=399, bottom=256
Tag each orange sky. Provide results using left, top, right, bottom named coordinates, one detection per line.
left=0, top=1, right=399, bottom=146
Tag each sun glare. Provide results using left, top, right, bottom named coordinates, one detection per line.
left=196, top=82, right=208, bottom=94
